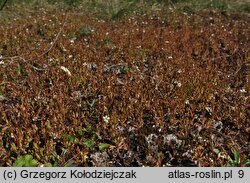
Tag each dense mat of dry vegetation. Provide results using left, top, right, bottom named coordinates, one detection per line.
left=0, top=3, right=249, bottom=167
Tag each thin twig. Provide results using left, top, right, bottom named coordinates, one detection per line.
left=1, top=13, right=68, bottom=70
left=36, top=14, right=68, bottom=59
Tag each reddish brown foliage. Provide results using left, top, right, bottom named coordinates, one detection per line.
left=0, top=8, right=249, bottom=166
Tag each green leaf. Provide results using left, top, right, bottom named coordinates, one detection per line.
left=63, top=134, right=78, bottom=143
left=83, top=139, right=95, bottom=148
left=234, top=150, right=240, bottom=164
left=13, top=155, right=37, bottom=167
left=213, top=148, right=220, bottom=155
left=13, top=156, right=25, bottom=167
left=77, top=129, right=83, bottom=136
left=16, top=64, right=21, bottom=75
left=98, top=143, right=109, bottom=151
left=243, top=159, right=250, bottom=166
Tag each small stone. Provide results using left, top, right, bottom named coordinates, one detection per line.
left=0, top=95, right=7, bottom=102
